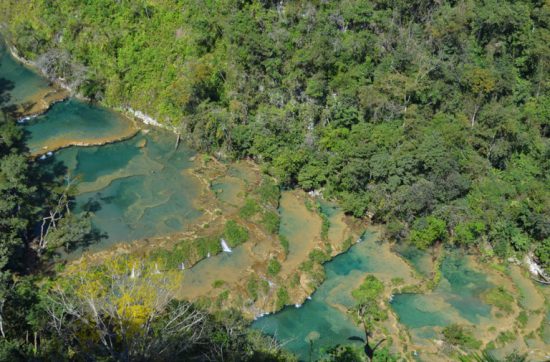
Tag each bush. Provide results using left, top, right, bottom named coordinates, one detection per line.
left=351, top=275, right=384, bottom=304
left=276, top=287, right=289, bottom=310
left=482, top=287, right=515, bottom=314
left=442, top=324, right=481, bottom=349
left=239, top=198, right=260, bottom=218
left=224, top=220, right=249, bottom=246
left=308, top=249, right=329, bottom=264
left=247, top=277, right=258, bottom=300
left=321, top=214, right=330, bottom=241
left=261, top=211, right=280, bottom=234
left=279, top=234, right=290, bottom=256
left=410, top=216, right=447, bottom=250
left=267, top=258, right=282, bottom=276
left=257, top=177, right=280, bottom=206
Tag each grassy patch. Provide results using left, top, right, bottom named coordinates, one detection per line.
left=212, top=280, right=225, bottom=288
left=267, top=258, right=281, bottom=276
left=150, top=235, right=221, bottom=268
left=517, top=310, right=528, bottom=328
left=276, top=287, right=289, bottom=309
left=261, top=211, right=280, bottom=234
left=224, top=220, right=249, bottom=247
left=321, top=213, right=330, bottom=241
left=442, top=324, right=482, bottom=349
left=482, top=286, right=515, bottom=314
left=308, top=249, right=330, bottom=264
left=247, top=277, right=258, bottom=300
left=258, top=177, right=280, bottom=206
left=239, top=198, right=260, bottom=218
left=279, top=234, right=289, bottom=256
left=496, top=330, right=516, bottom=345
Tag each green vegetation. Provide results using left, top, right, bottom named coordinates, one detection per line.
left=496, top=330, right=517, bottom=345
left=247, top=277, right=259, bottom=301
left=308, top=249, right=330, bottom=264
left=279, top=234, right=290, bottom=256
left=517, top=311, right=528, bottom=328
left=352, top=275, right=387, bottom=328
left=276, top=287, right=290, bottom=310
left=151, top=235, right=221, bottom=267
left=0, top=0, right=549, bottom=359
left=352, top=275, right=384, bottom=306
left=261, top=211, right=280, bottom=234
left=212, top=279, right=225, bottom=288
left=223, top=220, right=249, bottom=247
left=442, top=324, right=482, bottom=350
left=257, top=177, right=280, bottom=207
left=267, top=258, right=282, bottom=277
left=1, top=0, right=547, bottom=264
left=320, top=214, right=330, bottom=241
left=482, top=286, right=516, bottom=314
left=410, top=216, right=447, bottom=250
left=239, top=198, right=260, bottom=218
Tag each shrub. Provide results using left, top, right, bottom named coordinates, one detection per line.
left=247, top=277, right=258, bottom=300
left=308, top=249, right=329, bottom=264
left=224, top=220, right=249, bottom=246
left=279, top=234, right=289, bottom=256
left=258, top=177, right=280, bottom=206
left=261, top=211, right=280, bottom=234
left=267, top=258, right=281, bottom=276
left=442, top=324, right=481, bottom=349
left=276, top=287, right=289, bottom=309
left=482, top=286, right=515, bottom=314
left=239, top=198, right=260, bottom=218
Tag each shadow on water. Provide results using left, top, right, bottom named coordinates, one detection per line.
left=29, top=148, right=108, bottom=257
left=0, top=77, right=15, bottom=105
left=0, top=76, right=16, bottom=118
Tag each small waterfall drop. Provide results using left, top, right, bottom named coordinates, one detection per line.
left=221, top=238, right=232, bottom=253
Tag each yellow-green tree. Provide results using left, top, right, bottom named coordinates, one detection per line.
left=44, top=256, right=205, bottom=360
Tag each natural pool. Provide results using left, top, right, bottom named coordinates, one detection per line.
left=24, top=99, right=137, bottom=154
left=2, top=42, right=202, bottom=252
left=0, top=42, right=51, bottom=107
left=4, top=37, right=549, bottom=360
left=392, top=252, right=493, bottom=326
left=252, top=231, right=414, bottom=360
left=49, top=131, right=203, bottom=251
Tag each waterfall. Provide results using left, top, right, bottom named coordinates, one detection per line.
left=221, top=238, right=232, bottom=253
left=130, top=266, right=136, bottom=278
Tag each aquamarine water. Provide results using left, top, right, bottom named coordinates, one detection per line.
left=50, top=131, right=202, bottom=251
left=391, top=251, right=493, bottom=329
left=252, top=231, right=412, bottom=360
left=394, top=243, right=433, bottom=277
left=25, top=99, right=136, bottom=154
left=0, top=42, right=51, bottom=107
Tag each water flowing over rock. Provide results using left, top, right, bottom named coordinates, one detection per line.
left=221, top=239, right=232, bottom=253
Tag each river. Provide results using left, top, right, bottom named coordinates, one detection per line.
left=1, top=41, right=548, bottom=361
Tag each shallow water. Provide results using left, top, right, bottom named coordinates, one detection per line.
left=252, top=231, right=414, bottom=360
left=25, top=99, right=136, bottom=154
left=48, top=130, right=202, bottom=252
left=391, top=252, right=494, bottom=330
left=180, top=246, right=255, bottom=300
left=508, top=265, right=545, bottom=311
left=0, top=43, right=51, bottom=107
left=394, top=243, right=434, bottom=277
left=279, top=192, right=321, bottom=268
